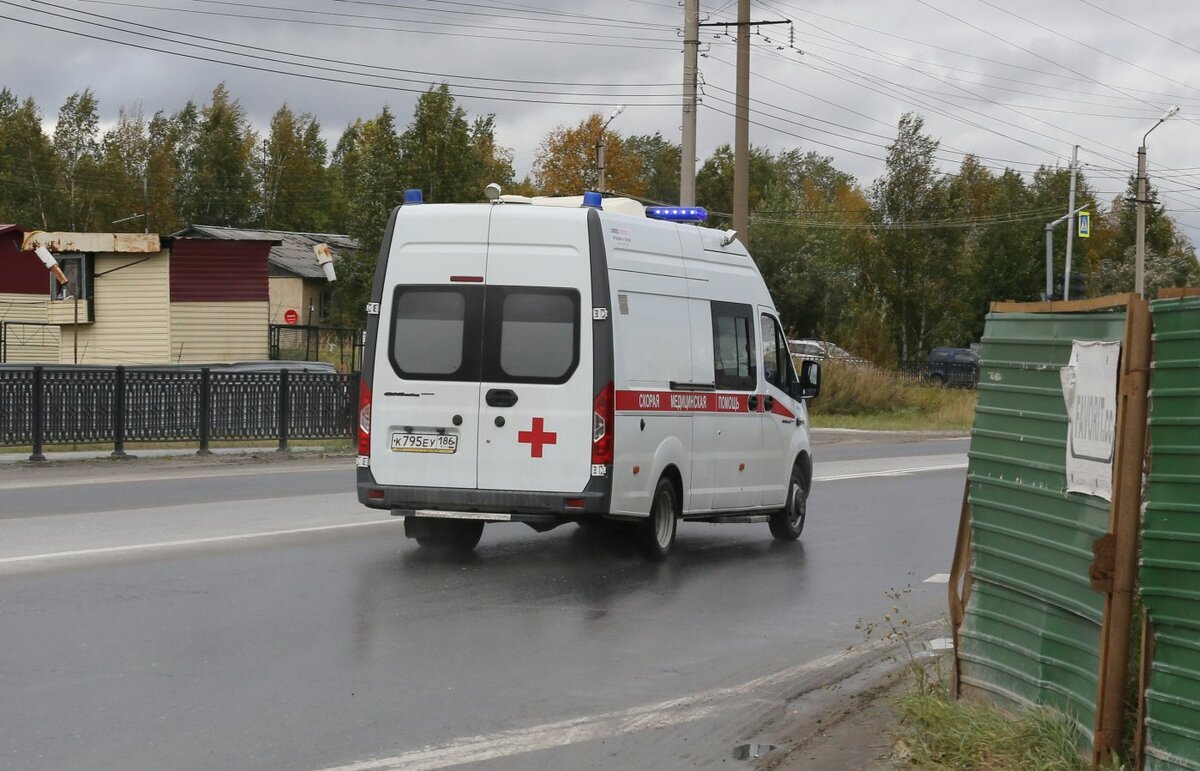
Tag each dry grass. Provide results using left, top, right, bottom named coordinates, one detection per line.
left=891, top=673, right=1111, bottom=771
left=807, top=359, right=977, bottom=432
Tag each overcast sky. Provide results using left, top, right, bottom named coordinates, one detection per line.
left=3, top=0, right=1200, bottom=239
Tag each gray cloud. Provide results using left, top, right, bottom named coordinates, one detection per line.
left=3, top=0, right=1199, bottom=235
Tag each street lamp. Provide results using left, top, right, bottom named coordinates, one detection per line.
left=1136, top=104, right=1179, bottom=296
left=596, top=105, right=625, bottom=192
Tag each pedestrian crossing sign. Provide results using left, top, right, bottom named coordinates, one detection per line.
left=1078, top=210, right=1091, bottom=238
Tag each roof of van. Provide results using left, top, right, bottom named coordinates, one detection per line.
left=498, top=195, right=646, bottom=217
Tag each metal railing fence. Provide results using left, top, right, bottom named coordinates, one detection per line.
left=0, top=365, right=358, bottom=459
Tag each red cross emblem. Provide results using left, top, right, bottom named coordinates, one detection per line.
left=517, top=417, right=557, bottom=458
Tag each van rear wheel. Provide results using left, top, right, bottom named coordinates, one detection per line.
left=640, top=477, right=678, bottom=560
left=769, top=466, right=807, bottom=540
left=407, top=517, right=484, bottom=552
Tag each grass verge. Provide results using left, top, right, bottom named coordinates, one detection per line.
left=890, top=668, right=1102, bottom=770
left=807, top=359, right=977, bottom=432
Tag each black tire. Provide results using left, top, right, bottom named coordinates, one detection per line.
left=410, top=518, right=484, bottom=552
left=769, top=465, right=807, bottom=540
left=639, top=477, right=678, bottom=560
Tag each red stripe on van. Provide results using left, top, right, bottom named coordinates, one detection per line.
left=615, top=390, right=749, bottom=413
left=770, top=400, right=795, bottom=419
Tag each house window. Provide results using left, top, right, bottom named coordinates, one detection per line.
left=49, top=254, right=91, bottom=302
left=319, top=289, right=333, bottom=322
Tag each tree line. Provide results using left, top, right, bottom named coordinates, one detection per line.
left=1, top=82, right=1195, bottom=359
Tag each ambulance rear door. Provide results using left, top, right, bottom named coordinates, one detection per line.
left=475, top=206, right=595, bottom=494
left=369, top=205, right=490, bottom=491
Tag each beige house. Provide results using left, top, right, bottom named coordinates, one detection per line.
left=0, top=227, right=274, bottom=365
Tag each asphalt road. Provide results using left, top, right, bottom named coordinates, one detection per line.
left=0, top=435, right=968, bottom=770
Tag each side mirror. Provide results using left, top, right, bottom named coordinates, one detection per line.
left=790, top=360, right=820, bottom=400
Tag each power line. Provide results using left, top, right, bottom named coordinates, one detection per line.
left=0, top=4, right=679, bottom=107
left=34, top=0, right=681, bottom=94
left=764, top=0, right=1200, bottom=105
left=59, top=0, right=682, bottom=49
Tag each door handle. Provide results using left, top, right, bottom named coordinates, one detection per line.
left=747, top=394, right=759, bottom=412
left=485, top=388, right=519, bottom=408
left=763, top=395, right=775, bottom=411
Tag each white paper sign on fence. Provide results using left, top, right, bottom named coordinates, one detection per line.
left=1060, top=339, right=1121, bottom=501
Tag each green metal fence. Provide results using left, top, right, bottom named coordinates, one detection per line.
left=958, top=308, right=1129, bottom=748
left=1142, top=296, right=1200, bottom=770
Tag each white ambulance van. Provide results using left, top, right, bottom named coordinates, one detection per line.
left=356, top=189, right=820, bottom=559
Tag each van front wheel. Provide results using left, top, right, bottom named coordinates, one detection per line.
left=640, top=477, right=678, bottom=560
left=769, top=466, right=807, bottom=540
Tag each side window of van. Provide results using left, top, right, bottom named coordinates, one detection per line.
left=710, top=301, right=756, bottom=391
left=760, top=314, right=794, bottom=389
left=390, top=286, right=483, bottom=380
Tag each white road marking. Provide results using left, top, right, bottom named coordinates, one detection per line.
left=0, top=463, right=351, bottom=491
left=924, top=573, right=951, bottom=583
left=318, top=621, right=940, bottom=771
left=815, top=462, right=967, bottom=482
left=0, top=520, right=396, bottom=566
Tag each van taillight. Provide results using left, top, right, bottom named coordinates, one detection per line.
left=592, top=381, right=614, bottom=465
left=357, top=380, right=372, bottom=456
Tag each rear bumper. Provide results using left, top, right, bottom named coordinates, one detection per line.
left=357, top=467, right=609, bottom=516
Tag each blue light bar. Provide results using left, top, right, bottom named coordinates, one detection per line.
left=581, top=191, right=603, bottom=209
left=403, top=188, right=423, bottom=205
left=645, top=206, right=708, bottom=223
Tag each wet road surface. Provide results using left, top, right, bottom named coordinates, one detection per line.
left=0, top=436, right=966, bottom=770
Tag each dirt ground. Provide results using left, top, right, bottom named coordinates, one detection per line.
left=762, top=666, right=907, bottom=771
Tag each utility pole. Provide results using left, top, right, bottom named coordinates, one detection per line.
left=734, top=0, right=750, bottom=246
left=1063, top=145, right=1079, bottom=300
left=1045, top=206, right=1087, bottom=300
left=699, top=12, right=788, bottom=248
left=680, top=0, right=699, bottom=207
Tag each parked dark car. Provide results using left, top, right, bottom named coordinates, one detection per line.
left=923, top=347, right=979, bottom=387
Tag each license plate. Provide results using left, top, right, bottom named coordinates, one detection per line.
left=390, top=432, right=458, bottom=454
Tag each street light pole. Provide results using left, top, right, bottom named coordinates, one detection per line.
left=1136, top=105, right=1179, bottom=296
left=597, top=105, right=625, bottom=193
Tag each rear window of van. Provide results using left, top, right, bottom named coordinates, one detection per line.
left=495, top=291, right=577, bottom=381
left=389, top=285, right=579, bottom=384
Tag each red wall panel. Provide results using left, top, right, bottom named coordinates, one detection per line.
left=170, top=239, right=270, bottom=302
left=0, top=232, right=49, bottom=295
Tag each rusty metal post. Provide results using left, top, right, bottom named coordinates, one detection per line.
left=948, top=484, right=973, bottom=699
left=1093, top=294, right=1152, bottom=767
